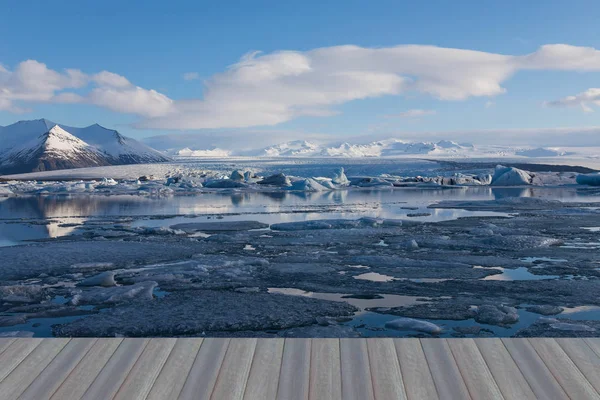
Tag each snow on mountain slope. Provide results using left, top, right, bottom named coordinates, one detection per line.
left=0, top=119, right=170, bottom=174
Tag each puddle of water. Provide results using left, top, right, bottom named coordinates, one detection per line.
left=559, top=305, right=600, bottom=320
left=353, top=272, right=397, bottom=282
left=475, top=266, right=559, bottom=281
left=267, top=287, right=427, bottom=311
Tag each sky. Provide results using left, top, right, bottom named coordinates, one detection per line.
left=1, top=0, right=600, bottom=148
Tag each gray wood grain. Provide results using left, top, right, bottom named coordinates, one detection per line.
left=276, top=339, right=310, bottom=400
left=50, top=338, right=123, bottom=400
left=0, top=339, right=15, bottom=356
left=367, top=339, right=406, bottom=399
left=0, top=338, right=41, bottom=383
left=0, top=338, right=69, bottom=400
left=420, top=339, right=471, bottom=399
left=19, top=338, right=97, bottom=400
left=178, top=338, right=230, bottom=400
left=501, top=338, right=569, bottom=400
left=393, top=338, right=438, bottom=400
left=211, top=338, right=256, bottom=400
left=474, top=338, right=536, bottom=400
left=584, top=338, right=600, bottom=358
left=367, top=339, right=407, bottom=400
left=145, top=338, right=203, bottom=400
left=447, top=339, right=504, bottom=400
left=81, top=338, right=149, bottom=400
left=556, top=338, right=600, bottom=394
left=113, top=338, right=176, bottom=400
left=310, top=339, right=342, bottom=400
left=527, top=338, right=599, bottom=399
left=243, top=338, right=284, bottom=400
left=340, top=339, right=375, bottom=400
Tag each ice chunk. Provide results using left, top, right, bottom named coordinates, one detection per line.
left=287, top=178, right=328, bottom=192
left=490, top=165, right=532, bottom=186
left=332, top=167, right=349, bottom=185
left=577, top=173, right=600, bottom=186
left=230, top=170, right=245, bottom=181
left=525, top=305, right=563, bottom=315
left=385, top=318, right=442, bottom=334
left=71, top=281, right=158, bottom=305
left=78, top=271, right=117, bottom=287
left=474, top=305, right=519, bottom=326
left=257, top=173, right=291, bottom=186
left=0, top=185, right=14, bottom=196
left=550, top=322, right=596, bottom=332
left=171, top=221, right=269, bottom=232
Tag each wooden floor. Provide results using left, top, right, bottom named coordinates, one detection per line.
left=0, top=338, right=599, bottom=400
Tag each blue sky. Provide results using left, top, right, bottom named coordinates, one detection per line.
left=1, top=0, right=600, bottom=147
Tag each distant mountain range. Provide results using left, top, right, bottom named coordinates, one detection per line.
left=0, top=119, right=170, bottom=174
left=167, top=139, right=581, bottom=159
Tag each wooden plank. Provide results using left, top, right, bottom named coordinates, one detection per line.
left=393, top=339, right=438, bottom=400
left=584, top=338, right=600, bottom=358
left=556, top=338, right=600, bottom=394
left=0, top=339, right=41, bottom=382
left=276, top=339, right=310, bottom=400
left=474, top=338, right=536, bottom=400
left=19, top=338, right=97, bottom=400
left=178, top=338, right=230, bottom=400
left=145, top=338, right=203, bottom=400
left=309, top=339, right=341, bottom=400
left=366, top=339, right=406, bottom=400
left=447, top=339, right=504, bottom=400
left=501, top=338, right=569, bottom=400
left=420, top=339, right=471, bottom=399
left=0, top=339, right=15, bottom=356
left=113, top=338, right=176, bottom=400
left=243, top=338, right=284, bottom=400
left=0, top=338, right=69, bottom=400
left=50, top=338, right=123, bottom=400
left=81, top=338, right=149, bottom=400
left=210, top=338, right=256, bottom=400
left=340, top=339, right=374, bottom=400
left=527, top=338, right=599, bottom=399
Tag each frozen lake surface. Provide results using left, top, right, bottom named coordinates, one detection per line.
left=1, top=185, right=600, bottom=338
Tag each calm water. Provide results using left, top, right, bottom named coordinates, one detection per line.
left=1, top=186, right=599, bottom=246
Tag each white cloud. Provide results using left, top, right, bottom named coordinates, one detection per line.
left=545, top=88, right=600, bottom=113
left=485, top=101, right=495, bottom=108
left=386, top=109, right=436, bottom=118
left=3, top=43, right=600, bottom=129
left=182, top=72, right=200, bottom=81
left=92, top=71, right=132, bottom=88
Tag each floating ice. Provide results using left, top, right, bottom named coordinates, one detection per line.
left=491, top=165, right=532, bottom=186
left=257, top=173, right=291, bottom=186
left=171, top=221, right=269, bottom=232
left=287, top=178, right=328, bottom=192
left=332, top=167, right=349, bottom=186
left=71, top=281, right=157, bottom=305
left=230, top=170, right=245, bottom=181
left=385, top=318, right=442, bottom=334
left=577, top=173, right=600, bottom=186
left=77, top=271, right=117, bottom=287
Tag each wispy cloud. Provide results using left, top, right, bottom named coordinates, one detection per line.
left=545, top=88, right=600, bottom=113
left=385, top=109, right=436, bottom=118
left=182, top=72, right=200, bottom=81
left=3, top=44, right=600, bottom=129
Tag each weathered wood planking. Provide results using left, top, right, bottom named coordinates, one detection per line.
left=0, top=338, right=597, bottom=400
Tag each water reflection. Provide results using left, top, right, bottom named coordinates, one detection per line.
left=1, top=186, right=599, bottom=246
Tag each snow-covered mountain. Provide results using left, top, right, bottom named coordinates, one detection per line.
left=231, top=139, right=476, bottom=158
left=0, top=119, right=170, bottom=174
